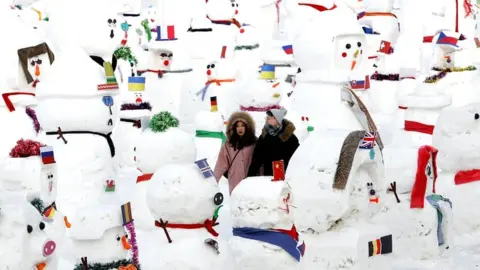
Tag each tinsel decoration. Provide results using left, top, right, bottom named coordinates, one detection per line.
left=149, top=111, right=179, bottom=132
left=424, top=65, right=476, bottom=83
left=114, top=46, right=138, bottom=65
left=30, top=198, right=45, bottom=213
left=25, top=107, right=41, bottom=133
left=125, top=222, right=140, bottom=267
left=140, top=19, right=152, bottom=42
left=9, top=139, right=45, bottom=158
left=74, top=259, right=138, bottom=270
left=234, top=44, right=260, bottom=51
left=120, top=102, right=152, bottom=111
left=370, top=73, right=400, bottom=81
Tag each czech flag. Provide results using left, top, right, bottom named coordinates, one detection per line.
left=436, top=31, right=458, bottom=47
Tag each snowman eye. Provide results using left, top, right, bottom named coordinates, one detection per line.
left=475, top=113, right=479, bottom=120
left=211, top=64, right=216, bottom=68
left=30, top=60, right=36, bottom=66
left=113, top=19, right=117, bottom=24
left=236, top=3, right=239, bottom=7
left=345, top=43, right=351, bottom=49
left=124, top=233, right=128, bottom=239
left=116, top=236, right=121, bottom=241
left=231, top=3, right=235, bottom=7
left=27, top=224, right=33, bottom=234
left=357, top=42, right=362, bottom=47
left=168, top=53, right=173, bottom=58
left=39, top=222, right=45, bottom=230
left=207, top=64, right=211, bottom=69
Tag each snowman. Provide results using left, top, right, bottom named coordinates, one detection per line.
left=194, top=96, right=227, bottom=167
left=252, top=0, right=285, bottom=42
left=69, top=202, right=139, bottom=269
left=292, top=0, right=377, bottom=133
left=196, top=45, right=238, bottom=117
left=433, top=103, right=480, bottom=236
left=112, top=76, right=152, bottom=168
left=233, top=24, right=262, bottom=79
left=287, top=129, right=393, bottom=269
left=133, top=111, right=196, bottom=230
left=372, top=145, right=453, bottom=260
left=359, top=0, right=399, bottom=46
left=206, top=0, right=241, bottom=47
left=35, top=0, right=123, bottom=218
left=117, top=0, right=144, bottom=48
left=144, top=162, right=232, bottom=269
left=229, top=177, right=306, bottom=269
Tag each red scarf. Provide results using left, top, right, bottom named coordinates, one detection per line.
left=2, top=92, right=35, bottom=112
left=298, top=3, right=337, bottom=12
left=455, top=169, right=480, bottom=185
left=410, top=146, right=438, bottom=208
left=404, top=120, right=435, bottom=135
left=154, top=218, right=219, bottom=237
left=137, top=173, right=153, bottom=183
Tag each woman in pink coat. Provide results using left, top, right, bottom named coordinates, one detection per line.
left=214, top=111, right=257, bottom=194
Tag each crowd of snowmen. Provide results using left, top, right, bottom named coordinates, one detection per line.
left=2, top=0, right=480, bottom=269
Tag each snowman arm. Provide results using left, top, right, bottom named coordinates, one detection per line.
left=214, top=145, right=229, bottom=182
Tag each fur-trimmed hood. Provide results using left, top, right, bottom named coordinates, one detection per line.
left=227, top=111, right=256, bottom=140
left=261, top=119, right=296, bottom=142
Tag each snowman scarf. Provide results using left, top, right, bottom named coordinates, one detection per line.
left=426, top=194, right=453, bottom=246
left=233, top=226, right=305, bottom=262
left=196, top=79, right=236, bottom=101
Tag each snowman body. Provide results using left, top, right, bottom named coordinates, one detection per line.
left=194, top=111, right=226, bottom=167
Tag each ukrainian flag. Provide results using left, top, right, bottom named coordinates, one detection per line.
left=128, top=77, right=146, bottom=91
left=260, top=64, right=275, bottom=79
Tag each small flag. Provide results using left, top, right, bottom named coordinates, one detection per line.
left=350, top=79, right=366, bottom=90
left=104, top=180, right=115, bottom=192
left=362, top=26, right=378, bottom=35
left=40, top=146, right=55, bottom=164
left=368, top=235, right=393, bottom=257
left=436, top=31, right=458, bottom=47
left=282, top=45, right=293, bottom=55
left=260, top=64, right=275, bottom=79
left=121, top=202, right=134, bottom=225
left=128, top=77, right=145, bottom=91
left=378, top=40, right=391, bottom=54
left=272, top=160, right=285, bottom=181
left=210, top=96, right=218, bottom=112
left=357, top=11, right=366, bottom=19
left=475, top=37, right=480, bottom=48
left=220, top=46, right=227, bottom=59
left=43, top=203, right=56, bottom=219
left=359, top=131, right=376, bottom=149
left=156, top=25, right=177, bottom=41
left=195, top=158, right=214, bottom=179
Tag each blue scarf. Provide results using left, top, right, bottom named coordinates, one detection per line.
left=232, top=226, right=305, bottom=261
left=426, top=194, right=452, bottom=246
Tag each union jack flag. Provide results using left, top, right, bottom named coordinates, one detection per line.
left=195, top=158, right=214, bottom=179
left=359, top=131, right=376, bottom=149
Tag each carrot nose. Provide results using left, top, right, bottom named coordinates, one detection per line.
left=122, top=235, right=131, bottom=250
left=272, top=82, right=280, bottom=88
left=36, top=262, right=46, bottom=270
left=64, top=216, right=71, bottom=228
left=35, top=64, right=40, bottom=76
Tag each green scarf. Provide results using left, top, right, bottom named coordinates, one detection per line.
left=195, top=130, right=226, bottom=143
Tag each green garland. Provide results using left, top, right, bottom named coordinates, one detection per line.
left=149, top=111, right=179, bottom=132
left=30, top=198, right=45, bottom=213
left=74, top=259, right=140, bottom=270
left=140, top=19, right=152, bottom=42
left=114, top=46, right=138, bottom=65
left=234, top=44, right=260, bottom=51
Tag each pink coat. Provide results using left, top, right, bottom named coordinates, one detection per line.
left=214, top=143, right=255, bottom=194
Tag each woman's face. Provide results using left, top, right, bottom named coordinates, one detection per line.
left=266, top=115, right=278, bottom=126
left=236, top=121, right=246, bottom=136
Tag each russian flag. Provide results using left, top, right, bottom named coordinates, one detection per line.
left=40, top=146, right=55, bottom=164
left=436, top=31, right=458, bottom=47
left=282, top=45, right=293, bottom=55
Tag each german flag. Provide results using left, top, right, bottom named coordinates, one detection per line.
left=368, top=234, right=393, bottom=257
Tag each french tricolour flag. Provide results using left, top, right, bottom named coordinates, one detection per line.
left=156, top=25, right=177, bottom=41
left=436, top=31, right=458, bottom=47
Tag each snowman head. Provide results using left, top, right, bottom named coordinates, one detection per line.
left=293, top=6, right=365, bottom=79
left=206, top=0, right=237, bottom=21
left=231, top=177, right=293, bottom=228
left=194, top=110, right=224, bottom=132
left=22, top=199, right=57, bottom=268
left=142, top=5, right=156, bottom=23
left=17, top=42, right=55, bottom=86
left=146, top=163, right=223, bottom=223
left=206, top=61, right=220, bottom=80
left=149, top=48, right=173, bottom=70
left=235, top=25, right=260, bottom=47
left=433, top=103, right=480, bottom=171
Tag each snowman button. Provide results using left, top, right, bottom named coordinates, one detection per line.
left=214, top=192, right=224, bottom=205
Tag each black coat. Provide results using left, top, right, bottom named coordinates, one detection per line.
left=248, top=119, right=300, bottom=176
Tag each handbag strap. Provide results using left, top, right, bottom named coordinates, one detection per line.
left=225, top=144, right=241, bottom=173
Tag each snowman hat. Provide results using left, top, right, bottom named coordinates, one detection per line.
left=259, top=64, right=276, bottom=80
left=410, top=145, right=438, bottom=209
left=148, top=25, right=178, bottom=51
left=432, top=30, right=465, bottom=52
left=69, top=204, right=125, bottom=240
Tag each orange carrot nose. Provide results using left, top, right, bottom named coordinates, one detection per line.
left=272, top=82, right=280, bottom=88
left=35, top=64, right=40, bottom=76
left=351, top=61, right=357, bottom=70
left=36, top=262, right=46, bottom=270
left=122, top=235, right=131, bottom=250
left=64, top=216, right=71, bottom=228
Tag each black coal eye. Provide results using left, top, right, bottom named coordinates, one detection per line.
left=236, top=3, right=239, bottom=7
left=27, top=225, right=33, bottom=233
left=134, top=147, right=136, bottom=151
left=211, top=64, right=215, bottom=68
left=231, top=3, right=235, bottom=7
left=107, top=19, right=112, bottom=24
left=357, top=42, right=362, bottom=47
left=475, top=113, right=479, bottom=120
left=30, top=60, right=36, bottom=66
left=160, top=53, right=167, bottom=57
left=113, top=19, right=117, bottom=24
left=207, top=65, right=211, bottom=69
left=37, top=59, right=42, bottom=64
left=168, top=53, right=173, bottom=58
left=130, top=62, right=134, bottom=67
left=116, top=236, right=121, bottom=241
left=39, top=222, right=45, bottom=230
left=124, top=233, right=128, bottom=239
left=213, top=192, right=224, bottom=205
left=346, top=44, right=351, bottom=49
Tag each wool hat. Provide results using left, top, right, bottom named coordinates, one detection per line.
left=267, top=108, right=287, bottom=123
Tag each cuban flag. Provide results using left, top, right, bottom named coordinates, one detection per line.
left=436, top=31, right=458, bottom=47
left=282, top=45, right=293, bottom=55
left=195, top=158, right=214, bottom=179
left=233, top=226, right=306, bottom=261
left=359, top=131, right=376, bottom=149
